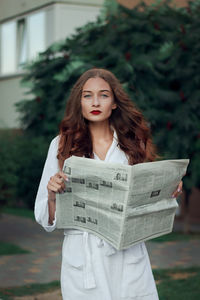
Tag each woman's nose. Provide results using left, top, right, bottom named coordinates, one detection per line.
left=92, top=95, right=100, bottom=106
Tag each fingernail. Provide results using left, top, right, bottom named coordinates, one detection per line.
left=177, top=188, right=181, bottom=192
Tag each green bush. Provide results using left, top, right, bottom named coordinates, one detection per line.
left=0, top=131, right=49, bottom=209
left=15, top=135, right=49, bottom=209
left=0, top=131, right=21, bottom=207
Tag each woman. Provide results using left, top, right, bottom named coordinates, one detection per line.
left=35, top=68, right=182, bottom=300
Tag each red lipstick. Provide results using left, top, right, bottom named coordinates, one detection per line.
left=90, top=110, right=101, bottom=115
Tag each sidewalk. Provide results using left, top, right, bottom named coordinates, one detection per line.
left=0, top=214, right=63, bottom=288
left=0, top=213, right=200, bottom=288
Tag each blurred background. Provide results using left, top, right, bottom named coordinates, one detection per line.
left=0, top=0, right=200, bottom=299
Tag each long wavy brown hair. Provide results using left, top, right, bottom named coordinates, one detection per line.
left=57, top=68, right=157, bottom=169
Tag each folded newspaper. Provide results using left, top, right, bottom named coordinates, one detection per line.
left=56, top=157, right=189, bottom=250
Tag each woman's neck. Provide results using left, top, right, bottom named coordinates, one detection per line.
left=89, top=121, right=113, bottom=142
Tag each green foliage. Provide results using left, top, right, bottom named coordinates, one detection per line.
left=0, top=131, right=22, bottom=207
left=0, top=130, right=49, bottom=209
left=0, top=241, right=30, bottom=255
left=15, top=135, right=49, bottom=209
left=12, top=0, right=200, bottom=208
left=2, top=207, right=34, bottom=219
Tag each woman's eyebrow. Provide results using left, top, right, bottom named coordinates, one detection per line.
left=100, top=89, right=111, bottom=93
left=82, top=90, right=92, bottom=93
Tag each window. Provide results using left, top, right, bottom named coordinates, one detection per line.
left=17, top=18, right=28, bottom=68
left=0, top=11, right=46, bottom=75
left=1, top=21, right=17, bottom=74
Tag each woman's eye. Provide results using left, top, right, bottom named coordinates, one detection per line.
left=101, top=94, right=109, bottom=98
left=83, top=94, right=91, bottom=98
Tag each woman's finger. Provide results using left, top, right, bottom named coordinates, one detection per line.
left=55, top=172, right=68, bottom=181
left=51, top=172, right=67, bottom=183
left=177, top=181, right=183, bottom=192
left=58, top=171, right=68, bottom=181
left=47, top=172, right=68, bottom=194
left=47, top=183, right=59, bottom=193
left=172, top=181, right=183, bottom=198
left=51, top=176, right=64, bottom=186
left=48, top=180, right=65, bottom=193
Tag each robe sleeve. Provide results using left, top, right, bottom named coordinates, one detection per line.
left=34, top=136, right=60, bottom=232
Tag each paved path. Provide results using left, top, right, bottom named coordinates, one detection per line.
left=0, top=214, right=63, bottom=288
left=0, top=214, right=200, bottom=288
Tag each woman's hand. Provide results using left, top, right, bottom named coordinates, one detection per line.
left=47, top=171, right=68, bottom=225
left=47, top=171, right=68, bottom=202
left=172, top=180, right=183, bottom=198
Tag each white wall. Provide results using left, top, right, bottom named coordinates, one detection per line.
left=45, top=3, right=101, bottom=46
left=0, top=0, right=104, bottom=22
left=0, top=76, right=28, bottom=128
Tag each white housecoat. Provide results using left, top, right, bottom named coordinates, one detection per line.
left=35, top=132, right=159, bottom=300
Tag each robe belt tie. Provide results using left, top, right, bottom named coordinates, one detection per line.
left=82, top=232, right=96, bottom=289
left=65, top=230, right=116, bottom=290
left=83, top=232, right=117, bottom=289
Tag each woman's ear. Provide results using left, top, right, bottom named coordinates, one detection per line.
left=112, top=103, right=117, bottom=110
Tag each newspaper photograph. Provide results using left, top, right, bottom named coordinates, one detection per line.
left=56, top=156, right=189, bottom=250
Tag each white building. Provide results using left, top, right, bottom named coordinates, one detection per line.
left=0, top=0, right=103, bottom=128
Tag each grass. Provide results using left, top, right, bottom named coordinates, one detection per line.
left=0, top=281, right=60, bottom=300
left=0, top=241, right=30, bottom=256
left=153, top=267, right=200, bottom=300
left=151, top=231, right=200, bottom=243
left=0, top=268, right=199, bottom=299
left=1, top=207, right=34, bottom=219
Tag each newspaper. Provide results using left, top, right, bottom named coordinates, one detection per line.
left=56, top=157, right=189, bottom=250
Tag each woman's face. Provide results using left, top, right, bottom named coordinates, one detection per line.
left=81, top=77, right=117, bottom=123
